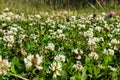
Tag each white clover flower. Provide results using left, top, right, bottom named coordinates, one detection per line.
left=73, top=63, right=83, bottom=72
left=4, top=30, right=12, bottom=35
left=72, top=48, right=78, bottom=54
left=98, top=64, right=104, bottom=69
left=9, top=27, right=18, bottom=35
left=88, top=38, right=96, bottom=46
left=93, top=37, right=100, bottom=42
left=71, top=16, right=76, bottom=20
left=73, top=49, right=83, bottom=54
left=54, top=54, right=66, bottom=62
left=101, top=12, right=106, bottom=16
left=24, top=54, right=43, bottom=70
left=108, top=49, right=114, bottom=55
left=103, top=49, right=114, bottom=55
left=80, top=24, right=85, bottom=29
left=108, top=34, right=113, bottom=37
left=24, top=54, right=34, bottom=69
left=49, top=61, right=62, bottom=78
left=30, top=34, right=37, bottom=40
left=76, top=55, right=81, bottom=60
left=111, top=39, right=119, bottom=45
left=35, top=54, right=43, bottom=66
left=35, top=14, right=41, bottom=19
left=84, top=28, right=93, bottom=38
left=10, top=27, right=18, bottom=33
left=58, top=34, right=65, bottom=38
left=19, top=34, right=26, bottom=39
left=59, top=25, right=66, bottom=29
left=0, top=56, right=11, bottom=75
left=80, top=49, right=83, bottom=54
left=99, top=37, right=104, bottom=41
left=6, top=17, right=11, bottom=21
left=103, top=49, right=107, bottom=54
left=88, top=52, right=99, bottom=60
left=45, top=43, right=55, bottom=51
left=108, top=66, right=117, bottom=71
left=3, top=35, right=14, bottom=44
left=14, top=14, right=21, bottom=19
left=19, top=48, right=27, bottom=56
left=95, top=26, right=101, bottom=32
left=18, top=34, right=26, bottom=43
left=56, top=29, right=63, bottom=34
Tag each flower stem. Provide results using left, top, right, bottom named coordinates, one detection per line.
left=10, top=73, right=28, bottom=80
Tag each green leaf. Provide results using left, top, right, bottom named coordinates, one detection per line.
left=70, top=76, right=76, bottom=80
left=112, top=71, right=118, bottom=80
left=12, top=57, right=19, bottom=65
left=10, top=64, right=16, bottom=74
left=85, top=56, right=91, bottom=65
left=104, top=55, right=112, bottom=65
left=93, top=66, right=100, bottom=78
left=81, top=68, right=87, bottom=80
left=11, top=57, right=20, bottom=73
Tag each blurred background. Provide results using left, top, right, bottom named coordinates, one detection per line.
left=0, top=0, right=120, bottom=13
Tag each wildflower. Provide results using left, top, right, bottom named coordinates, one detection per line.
left=35, top=14, right=41, bottom=19
left=24, top=54, right=43, bottom=70
left=110, top=39, right=119, bottom=50
left=49, top=61, right=62, bottom=78
left=0, top=56, right=11, bottom=75
left=88, top=38, right=96, bottom=46
left=95, top=26, right=102, bottom=32
left=19, top=48, right=27, bottom=56
left=108, top=49, right=114, bottom=55
left=3, top=35, right=14, bottom=43
left=3, top=35, right=15, bottom=47
left=111, top=39, right=118, bottom=45
left=10, top=27, right=18, bottom=33
left=71, top=16, right=76, bottom=20
left=80, top=49, right=83, bottom=54
left=34, top=54, right=43, bottom=66
left=56, top=29, right=63, bottom=34
left=88, top=52, right=99, bottom=60
left=103, top=49, right=114, bottom=55
left=45, top=43, right=55, bottom=51
left=108, top=66, right=117, bottom=71
left=72, top=48, right=79, bottom=54
left=76, top=55, right=81, bottom=60
left=99, top=37, right=104, bottom=41
left=101, top=12, right=106, bottom=16
left=108, top=11, right=115, bottom=18
left=24, top=54, right=34, bottom=69
left=98, top=64, right=104, bottom=69
left=88, top=38, right=96, bottom=51
left=58, top=34, right=65, bottom=39
left=54, top=54, right=66, bottom=62
left=73, top=62, right=83, bottom=72
left=84, top=28, right=93, bottom=38
left=30, top=34, right=37, bottom=40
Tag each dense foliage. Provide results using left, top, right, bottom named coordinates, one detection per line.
left=0, top=8, right=119, bottom=80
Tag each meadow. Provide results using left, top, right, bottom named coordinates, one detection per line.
left=0, top=8, right=119, bottom=80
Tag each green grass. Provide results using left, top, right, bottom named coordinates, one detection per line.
left=0, top=0, right=120, bottom=15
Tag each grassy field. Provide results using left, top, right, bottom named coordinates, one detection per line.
left=0, top=1, right=120, bottom=80
left=0, top=8, right=119, bottom=80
